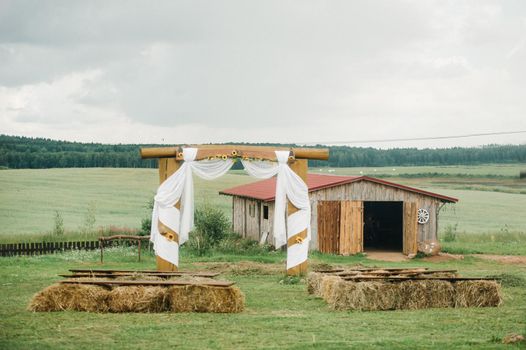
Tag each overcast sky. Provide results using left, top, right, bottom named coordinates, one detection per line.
left=0, top=0, right=525, bottom=148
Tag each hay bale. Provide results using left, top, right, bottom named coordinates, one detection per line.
left=306, top=272, right=324, bottom=296
left=397, top=280, right=455, bottom=309
left=168, top=285, right=245, bottom=313
left=454, top=281, right=502, bottom=307
left=108, top=286, right=168, bottom=313
left=28, top=284, right=109, bottom=312
left=330, top=280, right=399, bottom=311
left=425, top=280, right=455, bottom=308
left=319, top=276, right=341, bottom=304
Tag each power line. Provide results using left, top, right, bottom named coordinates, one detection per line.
left=299, top=130, right=526, bottom=146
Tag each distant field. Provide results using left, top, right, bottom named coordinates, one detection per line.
left=0, top=168, right=253, bottom=238
left=312, top=164, right=525, bottom=177
left=0, top=165, right=524, bottom=242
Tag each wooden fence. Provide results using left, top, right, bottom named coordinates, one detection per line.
left=0, top=240, right=141, bottom=257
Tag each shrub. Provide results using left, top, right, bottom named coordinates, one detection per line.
left=185, top=205, right=231, bottom=256
left=186, top=230, right=213, bottom=256
left=193, top=205, right=230, bottom=245
left=442, top=223, right=458, bottom=242
left=52, top=210, right=64, bottom=237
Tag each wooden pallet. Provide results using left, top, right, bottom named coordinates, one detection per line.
left=61, top=271, right=220, bottom=279
left=341, top=276, right=499, bottom=282
left=69, top=269, right=219, bottom=275
left=60, top=279, right=235, bottom=287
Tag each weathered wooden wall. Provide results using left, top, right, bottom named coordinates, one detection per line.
left=232, top=198, right=274, bottom=243
left=309, top=181, right=441, bottom=249
left=230, top=180, right=442, bottom=253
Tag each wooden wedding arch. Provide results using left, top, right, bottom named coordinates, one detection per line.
left=141, top=145, right=329, bottom=275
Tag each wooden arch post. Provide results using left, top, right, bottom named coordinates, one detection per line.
left=286, top=159, right=309, bottom=276
left=156, top=157, right=181, bottom=271
left=141, top=145, right=329, bottom=274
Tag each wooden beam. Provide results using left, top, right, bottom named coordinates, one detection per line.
left=156, top=158, right=181, bottom=271
left=60, top=279, right=236, bottom=287
left=341, top=276, right=500, bottom=282
left=286, top=159, right=309, bottom=276
left=140, top=145, right=329, bottom=161
left=59, top=272, right=220, bottom=278
left=69, top=269, right=218, bottom=275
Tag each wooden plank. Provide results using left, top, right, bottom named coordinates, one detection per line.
left=61, top=271, right=220, bottom=278
left=60, top=279, right=235, bottom=287
left=141, top=145, right=329, bottom=161
left=69, top=269, right=219, bottom=275
left=403, top=202, right=418, bottom=255
left=156, top=157, right=181, bottom=272
left=341, top=276, right=500, bottom=281
left=317, top=201, right=340, bottom=254
left=287, top=159, right=308, bottom=276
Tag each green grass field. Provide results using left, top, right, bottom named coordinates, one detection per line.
left=1, top=165, right=525, bottom=349
left=1, top=249, right=525, bottom=349
left=1, top=165, right=525, bottom=241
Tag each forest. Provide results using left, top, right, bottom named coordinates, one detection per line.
left=1, top=134, right=524, bottom=169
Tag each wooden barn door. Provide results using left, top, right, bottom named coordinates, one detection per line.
left=317, top=201, right=341, bottom=254
left=339, top=201, right=363, bottom=255
left=318, top=200, right=363, bottom=255
left=403, top=202, right=418, bottom=255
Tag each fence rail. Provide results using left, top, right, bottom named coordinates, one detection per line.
left=0, top=240, right=141, bottom=257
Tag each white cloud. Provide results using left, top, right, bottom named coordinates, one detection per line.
left=0, top=0, right=525, bottom=147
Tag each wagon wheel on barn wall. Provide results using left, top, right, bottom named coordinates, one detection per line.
left=417, top=208, right=430, bottom=224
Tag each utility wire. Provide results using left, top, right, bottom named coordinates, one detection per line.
left=299, top=130, right=526, bottom=146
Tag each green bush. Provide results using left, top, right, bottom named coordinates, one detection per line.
left=442, top=223, right=458, bottom=242
left=193, top=205, right=230, bottom=245
left=185, top=205, right=231, bottom=256
left=52, top=210, right=64, bottom=237
left=186, top=230, right=213, bottom=256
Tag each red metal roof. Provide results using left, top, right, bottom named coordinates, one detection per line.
left=219, top=173, right=458, bottom=203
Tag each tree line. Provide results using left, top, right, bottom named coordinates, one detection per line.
left=1, top=134, right=524, bottom=169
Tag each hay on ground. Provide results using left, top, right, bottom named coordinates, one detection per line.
left=168, top=284, right=245, bottom=313
left=28, top=284, right=109, bottom=312
left=454, top=281, right=502, bottom=307
left=108, top=286, right=168, bottom=313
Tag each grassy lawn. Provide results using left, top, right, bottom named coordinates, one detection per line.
left=1, top=248, right=525, bottom=349
left=0, top=165, right=524, bottom=251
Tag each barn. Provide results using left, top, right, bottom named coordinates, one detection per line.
left=219, top=174, right=458, bottom=256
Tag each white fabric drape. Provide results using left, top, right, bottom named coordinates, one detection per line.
left=151, top=148, right=233, bottom=265
left=150, top=148, right=310, bottom=270
left=241, top=151, right=311, bottom=250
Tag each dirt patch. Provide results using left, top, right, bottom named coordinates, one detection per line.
left=472, top=254, right=526, bottom=265
left=422, top=252, right=464, bottom=263
left=364, top=251, right=408, bottom=262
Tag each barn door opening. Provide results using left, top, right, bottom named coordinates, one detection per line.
left=363, top=201, right=403, bottom=252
